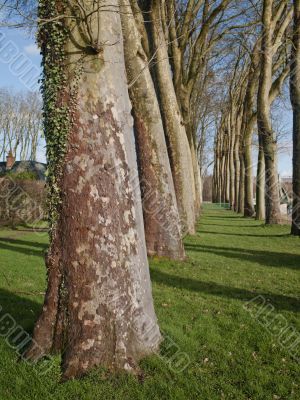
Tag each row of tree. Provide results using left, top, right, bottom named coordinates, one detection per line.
left=212, top=0, right=300, bottom=235
left=22, top=0, right=256, bottom=379
left=1, top=0, right=299, bottom=381
left=0, top=89, right=42, bottom=161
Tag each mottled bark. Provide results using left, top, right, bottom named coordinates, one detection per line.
left=148, top=0, right=196, bottom=235
left=121, top=0, right=185, bottom=259
left=291, top=0, right=300, bottom=235
left=26, top=0, right=161, bottom=379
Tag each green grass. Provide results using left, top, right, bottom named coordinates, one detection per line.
left=0, top=204, right=299, bottom=399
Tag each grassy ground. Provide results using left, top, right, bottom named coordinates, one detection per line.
left=0, top=204, right=299, bottom=399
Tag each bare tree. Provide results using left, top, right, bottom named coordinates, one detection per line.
left=0, top=89, right=42, bottom=161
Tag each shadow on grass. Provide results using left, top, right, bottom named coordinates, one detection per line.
left=150, top=268, right=299, bottom=313
left=203, top=215, right=242, bottom=220
left=0, top=238, right=48, bottom=258
left=197, top=230, right=290, bottom=238
left=185, top=243, right=300, bottom=271
left=197, top=222, right=263, bottom=228
left=0, top=288, right=41, bottom=332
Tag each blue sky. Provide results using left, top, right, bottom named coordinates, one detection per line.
left=0, top=28, right=41, bottom=90
left=0, top=27, right=293, bottom=176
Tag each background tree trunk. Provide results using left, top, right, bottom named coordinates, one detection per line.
left=149, top=0, right=196, bottom=234
left=229, top=112, right=236, bottom=209
left=238, top=155, right=245, bottom=214
left=243, top=123, right=255, bottom=217
left=234, top=113, right=242, bottom=212
left=256, top=137, right=266, bottom=220
left=257, top=0, right=281, bottom=224
left=121, top=0, right=185, bottom=259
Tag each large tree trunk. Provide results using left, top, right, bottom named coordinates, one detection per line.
left=291, top=0, right=300, bottom=235
left=26, top=0, right=161, bottom=379
left=121, top=0, right=185, bottom=259
left=149, top=0, right=196, bottom=235
left=257, top=0, right=281, bottom=225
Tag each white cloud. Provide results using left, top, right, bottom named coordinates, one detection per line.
left=24, top=43, right=40, bottom=56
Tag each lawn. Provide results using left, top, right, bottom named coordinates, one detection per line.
left=0, top=204, right=299, bottom=399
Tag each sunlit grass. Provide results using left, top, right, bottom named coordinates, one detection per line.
left=0, top=204, right=299, bottom=399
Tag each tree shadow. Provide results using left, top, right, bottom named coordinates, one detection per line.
left=0, top=237, right=47, bottom=249
left=185, top=243, right=300, bottom=271
left=150, top=268, right=299, bottom=313
left=0, top=238, right=48, bottom=257
left=204, top=215, right=243, bottom=219
left=0, top=288, right=42, bottom=332
left=198, top=222, right=264, bottom=228
left=197, top=230, right=290, bottom=238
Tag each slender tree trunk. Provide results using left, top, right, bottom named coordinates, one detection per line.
left=243, top=123, right=255, bottom=217
left=221, top=149, right=226, bottom=203
left=234, top=148, right=240, bottom=212
left=256, top=137, right=266, bottom=220
left=213, top=131, right=222, bottom=203
left=149, top=0, right=196, bottom=234
left=242, top=43, right=260, bottom=217
left=180, top=91, right=202, bottom=216
left=225, top=140, right=230, bottom=204
left=213, top=138, right=220, bottom=203
left=234, top=113, right=242, bottom=212
left=291, top=0, right=300, bottom=235
left=229, top=112, right=236, bottom=209
left=26, top=0, right=160, bottom=379
left=257, top=0, right=281, bottom=224
left=238, top=153, right=245, bottom=214
left=121, top=0, right=185, bottom=259
left=191, top=141, right=202, bottom=217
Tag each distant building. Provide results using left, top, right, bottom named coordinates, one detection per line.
left=0, top=151, right=46, bottom=180
left=0, top=152, right=47, bottom=226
